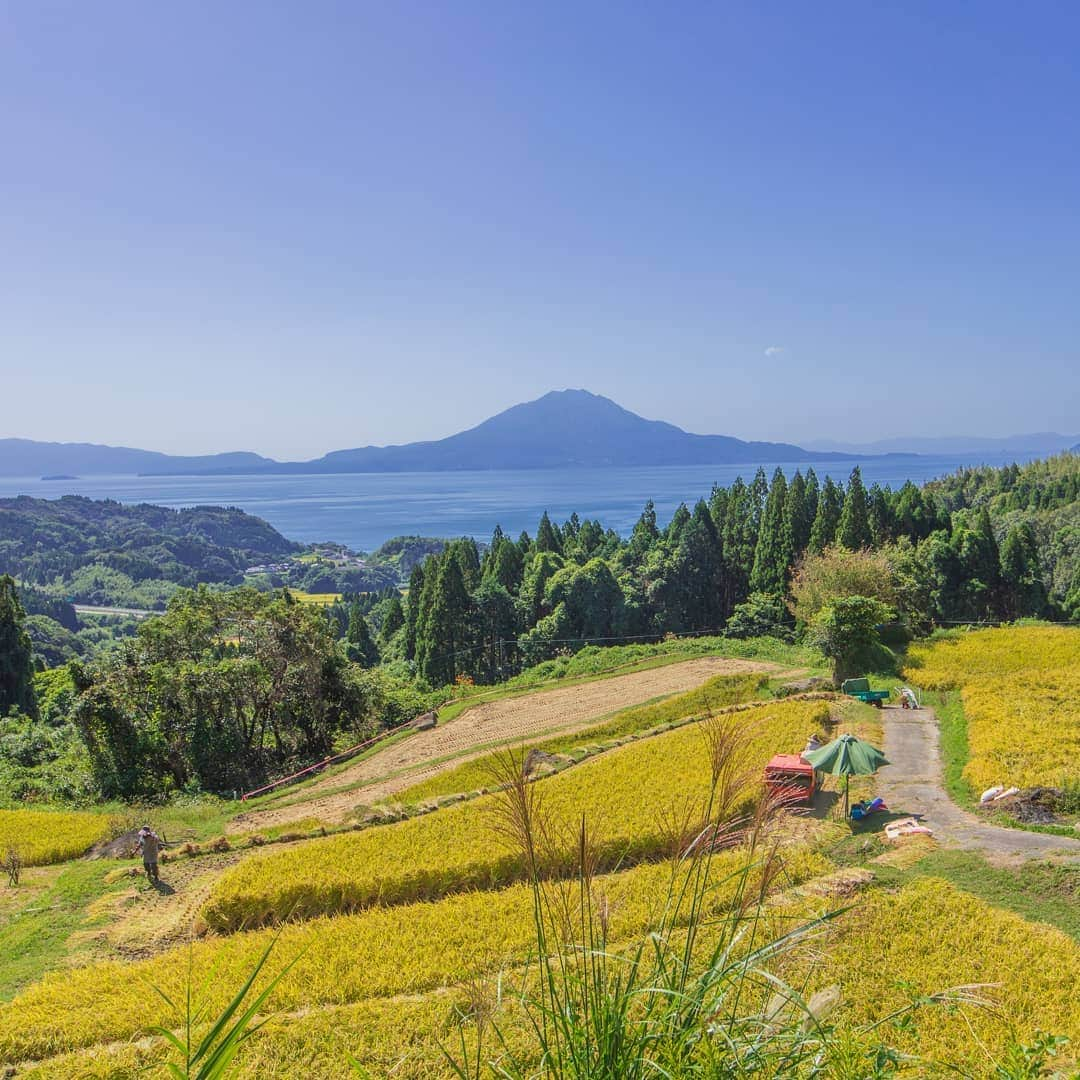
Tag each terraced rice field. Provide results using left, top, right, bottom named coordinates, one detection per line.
left=230, top=655, right=785, bottom=831
left=907, top=625, right=1080, bottom=790
left=7, top=632, right=1080, bottom=1078
left=0, top=809, right=119, bottom=867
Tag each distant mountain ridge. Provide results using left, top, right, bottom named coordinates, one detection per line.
left=0, top=438, right=274, bottom=479
left=0, top=391, right=868, bottom=477
left=805, top=432, right=1080, bottom=457
left=262, top=391, right=862, bottom=473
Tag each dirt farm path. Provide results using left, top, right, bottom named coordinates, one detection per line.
left=877, top=706, right=1080, bottom=863
left=229, top=656, right=785, bottom=833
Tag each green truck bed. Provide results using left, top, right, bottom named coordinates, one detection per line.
left=840, top=677, right=890, bottom=707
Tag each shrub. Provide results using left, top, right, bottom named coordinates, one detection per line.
left=789, top=545, right=896, bottom=625
left=807, top=596, right=894, bottom=682
left=724, top=592, right=794, bottom=641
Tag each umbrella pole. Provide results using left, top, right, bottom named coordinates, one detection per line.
left=844, top=775, right=850, bottom=819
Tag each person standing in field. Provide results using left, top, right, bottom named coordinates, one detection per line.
left=137, top=825, right=162, bottom=883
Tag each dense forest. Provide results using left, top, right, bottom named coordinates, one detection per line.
left=0, top=581, right=430, bottom=800
left=395, top=454, right=1078, bottom=686
left=0, top=496, right=441, bottom=639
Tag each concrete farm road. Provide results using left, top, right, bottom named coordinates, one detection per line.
left=877, top=707, right=1080, bottom=863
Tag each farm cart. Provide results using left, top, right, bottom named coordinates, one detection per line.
left=763, top=754, right=818, bottom=807
left=840, top=677, right=890, bottom=708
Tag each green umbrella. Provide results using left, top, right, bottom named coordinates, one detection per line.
left=804, top=732, right=889, bottom=817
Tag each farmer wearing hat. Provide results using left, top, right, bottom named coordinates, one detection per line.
left=137, top=825, right=162, bottom=883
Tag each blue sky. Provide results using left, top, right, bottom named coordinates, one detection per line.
left=2, top=1, right=1078, bottom=458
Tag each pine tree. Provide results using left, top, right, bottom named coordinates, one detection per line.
left=837, top=467, right=872, bottom=550
left=895, top=481, right=938, bottom=541
left=413, top=555, right=442, bottom=676
left=451, top=538, right=482, bottom=589
left=720, top=477, right=754, bottom=611
left=867, top=484, right=895, bottom=547
left=1000, top=523, right=1046, bottom=618
left=665, top=503, right=692, bottom=544
left=378, top=593, right=405, bottom=646
left=808, top=477, right=843, bottom=553
left=780, top=469, right=812, bottom=571
left=403, top=563, right=425, bottom=660
left=535, top=512, right=562, bottom=555
left=708, top=485, right=728, bottom=537
left=346, top=604, right=380, bottom=668
left=747, top=468, right=769, bottom=539
left=631, top=501, right=658, bottom=545
left=574, top=519, right=606, bottom=562
left=0, top=576, right=37, bottom=718
left=417, top=556, right=473, bottom=686
left=749, top=468, right=788, bottom=596
left=803, top=468, right=820, bottom=529
left=520, top=551, right=564, bottom=627
left=671, top=501, right=725, bottom=631
left=480, top=525, right=505, bottom=579
left=483, top=536, right=525, bottom=593
left=950, top=507, right=1001, bottom=619
left=472, top=582, right=518, bottom=682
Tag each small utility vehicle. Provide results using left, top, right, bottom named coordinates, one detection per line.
left=841, top=677, right=890, bottom=708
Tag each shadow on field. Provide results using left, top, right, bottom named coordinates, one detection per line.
left=807, top=791, right=841, bottom=819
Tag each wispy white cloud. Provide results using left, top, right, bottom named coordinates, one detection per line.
left=764, top=345, right=785, bottom=357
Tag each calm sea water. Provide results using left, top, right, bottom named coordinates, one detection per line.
left=0, top=456, right=1016, bottom=552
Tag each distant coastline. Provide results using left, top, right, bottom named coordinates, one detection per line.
left=0, top=454, right=1046, bottom=554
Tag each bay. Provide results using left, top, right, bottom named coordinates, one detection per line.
left=0, top=455, right=1019, bottom=552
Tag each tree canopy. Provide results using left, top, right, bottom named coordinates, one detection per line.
left=0, top=575, right=38, bottom=719
left=69, top=587, right=380, bottom=797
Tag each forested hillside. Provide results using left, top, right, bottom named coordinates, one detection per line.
left=0, top=496, right=300, bottom=608
left=399, top=454, right=1079, bottom=685
left=927, top=453, right=1080, bottom=616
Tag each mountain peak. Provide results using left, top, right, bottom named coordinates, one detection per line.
left=0, top=391, right=844, bottom=476
left=300, top=390, right=821, bottom=472
left=519, top=388, right=623, bottom=412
